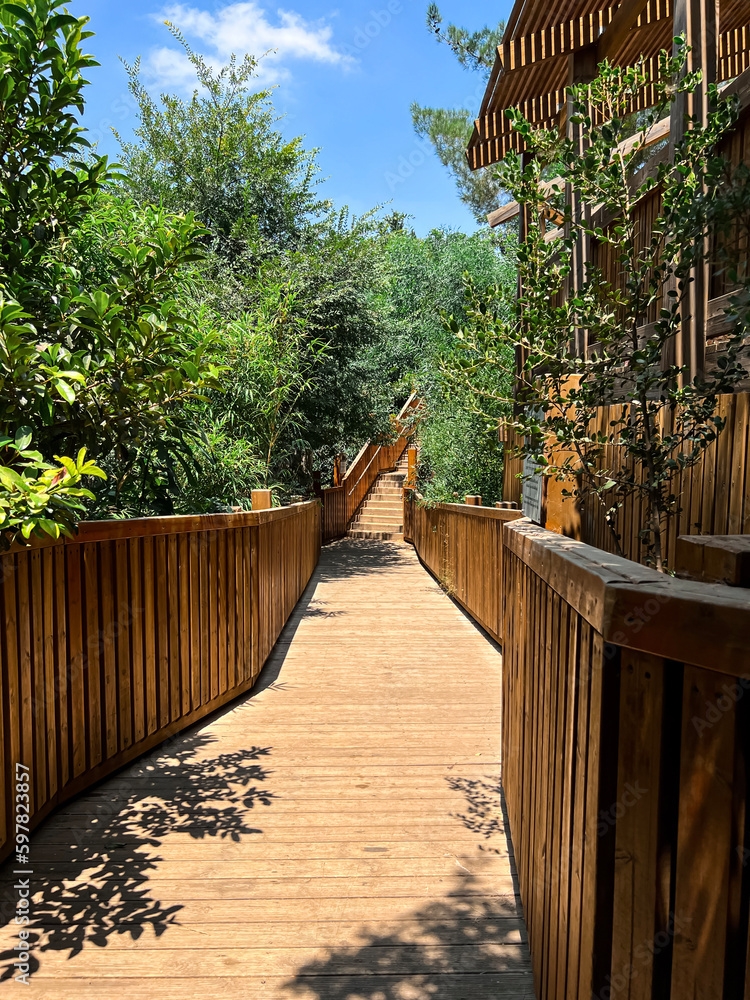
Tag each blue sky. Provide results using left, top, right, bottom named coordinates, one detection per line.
left=75, top=0, right=513, bottom=236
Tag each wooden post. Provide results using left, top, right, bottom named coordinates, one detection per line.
left=565, top=46, right=598, bottom=357
left=333, top=456, right=342, bottom=487
left=465, top=496, right=482, bottom=506
left=669, top=0, right=719, bottom=383
left=251, top=489, right=272, bottom=511
left=515, top=150, right=532, bottom=410
left=407, top=447, right=418, bottom=489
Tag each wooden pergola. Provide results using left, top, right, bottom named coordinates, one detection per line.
left=468, top=0, right=750, bottom=174
left=468, top=0, right=750, bottom=381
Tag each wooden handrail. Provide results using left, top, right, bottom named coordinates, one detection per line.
left=504, top=518, right=750, bottom=673
left=348, top=445, right=383, bottom=496
left=7, top=501, right=319, bottom=549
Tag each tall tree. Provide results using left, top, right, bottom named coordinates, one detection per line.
left=411, top=5, right=507, bottom=222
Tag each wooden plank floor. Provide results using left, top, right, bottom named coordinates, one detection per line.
left=0, top=538, right=535, bottom=999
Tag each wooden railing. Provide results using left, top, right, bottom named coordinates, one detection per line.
left=406, top=498, right=750, bottom=999
left=403, top=494, right=522, bottom=642
left=502, top=519, right=750, bottom=1000
left=0, top=501, right=320, bottom=863
left=321, top=394, right=419, bottom=542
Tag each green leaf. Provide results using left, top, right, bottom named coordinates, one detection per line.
left=54, top=379, right=76, bottom=403
left=14, top=426, right=33, bottom=451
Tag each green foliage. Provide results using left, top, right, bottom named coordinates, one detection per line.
left=0, top=431, right=105, bottom=548
left=412, top=6, right=507, bottom=222
left=0, top=0, right=220, bottom=535
left=118, top=25, right=325, bottom=256
left=117, top=24, right=396, bottom=502
left=416, top=394, right=505, bottom=506
left=0, top=0, right=111, bottom=290
left=376, top=228, right=515, bottom=505
left=208, top=282, right=328, bottom=494
left=0, top=0, right=111, bottom=542
left=442, top=47, right=749, bottom=570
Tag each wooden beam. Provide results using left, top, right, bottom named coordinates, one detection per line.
left=487, top=115, right=671, bottom=228
left=597, top=0, right=655, bottom=64
left=487, top=200, right=522, bottom=227
left=567, top=46, right=598, bottom=353
left=499, top=11, right=609, bottom=74
left=497, top=2, right=672, bottom=76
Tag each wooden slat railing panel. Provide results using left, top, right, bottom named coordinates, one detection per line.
left=0, top=501, right=320, bottom=863
left=582, top=391, right=750, bottom=566
left=498, top=519, right=750, bottom=1000
left=404, top=495, right=524, bottom=642
left=407, top=505, right=750, bottom=997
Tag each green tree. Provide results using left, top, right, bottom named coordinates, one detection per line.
left=118, top=25, right=325, bottom=259
left=0, top=0, right=220, bottom=535
left=118, top=27, right=398, bottom=495
left=371, top=227, right=516, bottom=505
left=411, top=6, right=507, bottom=222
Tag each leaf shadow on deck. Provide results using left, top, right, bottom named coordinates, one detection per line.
left=0, top=734, right=275, bottom=980
left=283, top=774, right=534, bottom=999
left=447, top=776, right=507, bottom=854
left=318, top=539, right=414, bottom=581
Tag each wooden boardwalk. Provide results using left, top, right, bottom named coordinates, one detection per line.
left=1, top=539, right=534, bottom=999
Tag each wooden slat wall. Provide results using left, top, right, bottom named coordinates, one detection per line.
left=503, top=393, right=750, bottom=566
left=0, top=501, right=320, bottom=863
left=712, top=106, right=750, bottom=298
left=582, top=392, right=750, bottom=565
left=591, top=186, right=664, bottom=328
left=404, top=495, right=523, bottom=642
left=503, top=428, right=524, bottom=507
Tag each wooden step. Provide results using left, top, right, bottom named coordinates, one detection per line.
left=346, top=528, right=405, bottom=540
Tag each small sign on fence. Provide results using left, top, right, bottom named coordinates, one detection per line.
left=522, top=452, right=544, bottom=525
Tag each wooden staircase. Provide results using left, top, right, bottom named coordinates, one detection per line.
left=347, top=451, right=409, bottom=540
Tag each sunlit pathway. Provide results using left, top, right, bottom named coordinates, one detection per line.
left=1, top=539, right=535, bottom=999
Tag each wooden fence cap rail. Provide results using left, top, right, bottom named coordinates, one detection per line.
left=675, top=534, right=750, bottom=587
left=504, top=519, right=750, bottom=674
left=4, top=500, right=321, bottom=550
left=405, top=492, right=525, bottom=522
left=432, top=500, right=525, bottom=522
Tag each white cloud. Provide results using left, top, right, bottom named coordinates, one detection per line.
left=144, top=2, right=353, bottom=89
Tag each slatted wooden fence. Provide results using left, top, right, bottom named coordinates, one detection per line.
left=321, top=395, right=419, bottom=542
left=582, top=393, right=750, bottom=565
left=408, top=501, right=750, bottom=999
left=403, top=494, right=522, bottom=642
left=502, top=391, right=750, bottom=567
left=0, top=501, right=320, bottom=863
